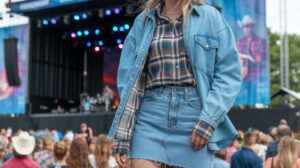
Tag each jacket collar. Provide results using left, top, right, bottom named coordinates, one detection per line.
left=144, top=2, right=202, bottom=20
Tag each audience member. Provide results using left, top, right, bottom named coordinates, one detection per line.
left=266, top=124, right=291, bottom=159
left=33, top=136, right=55, bottom=168
left=66, top=137, right=91, bottom=168
left=265, top=136, right=300, bottom=168
left=231, top=131, right=263, bottom=168
left=49, top=141, right=68, bottom=168
left=226, top=139, right=239, bottom=163
left=88, top=134, right=117, bottom=168
left=0, top=136, right=9, bottom=167
left=2, top=131, right=40, bottom=168
left=214, top=150, right=230, bottom=168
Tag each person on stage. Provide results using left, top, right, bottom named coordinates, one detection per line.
left=108, top=0, right=243, bottom=167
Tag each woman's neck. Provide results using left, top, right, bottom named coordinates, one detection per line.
left=163, top=0, right=183, bottom=17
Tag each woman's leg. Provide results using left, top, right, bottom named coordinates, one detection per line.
left=127, top=158, right=165, bottom=168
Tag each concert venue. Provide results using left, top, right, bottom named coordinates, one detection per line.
left=0, top=0, right=300, bottom=167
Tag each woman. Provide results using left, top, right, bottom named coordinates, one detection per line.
left=88, top=134, right=117, bottom=168
left=265, top=136, right=300, bottom=168
left=49, top=141, right=68, bottom=168
left=109, top=0, right=242, bottom=167
left=66, top=138, right=91, bottom=168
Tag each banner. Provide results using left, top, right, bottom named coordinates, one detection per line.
left=0, top=24, right=29, bottom=114
left=206, top=0, right=270, bottom=105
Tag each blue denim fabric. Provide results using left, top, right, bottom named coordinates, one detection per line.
left=129, top=85, right=215, bottom=168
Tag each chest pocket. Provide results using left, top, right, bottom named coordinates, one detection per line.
left=194, top=35, right=219, bottom=75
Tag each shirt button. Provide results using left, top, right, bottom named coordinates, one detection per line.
left=176, top=65, right=179, bottom=69
left=205, top=44, right=209, bottom=48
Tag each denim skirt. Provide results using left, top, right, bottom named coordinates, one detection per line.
left=129, top=85, right=215, bottom=168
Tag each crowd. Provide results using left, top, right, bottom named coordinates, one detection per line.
left=1, top=119, right=300, bottom=168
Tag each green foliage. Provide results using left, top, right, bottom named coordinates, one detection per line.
left=269, top=29, right=300, bottom=107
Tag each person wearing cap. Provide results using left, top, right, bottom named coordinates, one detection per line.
left=2, top=131, right=40, bottom=168
left=236, top=15, right=267, bottom=104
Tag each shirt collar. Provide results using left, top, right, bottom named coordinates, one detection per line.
left=155, top=4, right=183, bottom=22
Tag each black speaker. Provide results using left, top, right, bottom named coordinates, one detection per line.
left=4, top=37, right=21, bottom=86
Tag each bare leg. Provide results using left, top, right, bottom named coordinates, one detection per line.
left=127, top=158, right=166, bottom=168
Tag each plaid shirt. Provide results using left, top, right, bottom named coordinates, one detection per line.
left=112, top=5, right=214, bottom=155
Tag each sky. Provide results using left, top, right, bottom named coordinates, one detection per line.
left=0, top=0, right=300, bottom=34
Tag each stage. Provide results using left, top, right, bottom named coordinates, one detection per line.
left=1, top=108, right=299, bottom=135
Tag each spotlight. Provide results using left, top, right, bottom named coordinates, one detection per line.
left=112, top=26, right=118, bottom=32
left=70, top=33, right=76, bottom=38
left=51, top=18, right=57, bottom=24
left=116, top=39, right=122, bottom=44
left=124, top=24, right=130, bottom=30
left=98, top=40, right=104, bottom=46
left=83, top=30, right=89, bottom=36
left=114, top=8, right=120, bottom=14
left=95, top=29, right=101, bottom=35
left=86, top=42, right=92, bottom=47
left=105, top=9, right=112, bottom=16
left=95, top=46, right=100, bottom=52
left=82, top=13, right=88, bottom=19
left=118, top=44, right=123, bottom=49
left=74, top=15, right=80, bottom=21
left=42, top=19, right=49, bottom=25
left=77, top=31, right=82, bottom=36
left=119, top=26, right=125, bottom=32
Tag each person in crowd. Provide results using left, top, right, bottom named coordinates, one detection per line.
left=265, top=136, right=300, bottom=168
left=226, top=139, right=240, bottom=163
left=66, top=137, right=91, bottom=168
left=33, top=136, right=55, bottom=168
left=49, top=141, right=68, bottom=168
left=252, top=130, right=267, bottom=161
left=231, top=131, right=263, bottom=168
left=2, top=131, right=40, bottom=168
left=89, top=138, right=96, bottom=154
left=279, top=119, right=288, bottom=126
left=0, top=136, right=9, bottom=167
left=77, top=123, right=94, bottom=145
left=266, top=124, right=291, bottom=159
left=89, top=134, right=117, bottom=168
left=214, top=150, right=230, bottom=168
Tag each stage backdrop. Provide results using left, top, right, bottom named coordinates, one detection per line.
left=206, top=0, right=270, bottom=105
left=0, top=24, right=29, bottom=114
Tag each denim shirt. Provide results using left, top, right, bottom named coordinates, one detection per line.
left=108, top=3, right=243, bottom=153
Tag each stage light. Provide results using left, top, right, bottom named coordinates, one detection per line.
left=95, top=46, right=100, bottom=52
left=95, top=29, right=101, bottom=35
left=84, top=30, right=89, bottom=36
left=74, top=15, right=80, bottom=21
left=86, top=42, right=92, bottom=47
left=116, top=39, right=122, bottom=44
left=98, top=40, right=104, bottom=46
left=118, top=44, right=123, bottom=49
left=114, top=8, right=120, bottom=14
left=71, top=33, right=76, bottom=38
left=112, top=26, right=118, bottom=32
left=124, top=24, right=130, bottom=30
left=42, top=19, right=49, bottom=25
left=82, top=13, right=88, bottom=19
left=119, top=26, right=125, bottom=32
left=105, top=9, right=112, bottom=16
left=77, top=31, right=83, bottom=36
left=51, top=18, right=57, bottom=24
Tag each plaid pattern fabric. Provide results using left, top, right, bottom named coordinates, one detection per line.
left=112, top=5, right=214, bottom=155
left=33, top=149, right=54, bottom=168
left=145, top=5, right=195, bottom=88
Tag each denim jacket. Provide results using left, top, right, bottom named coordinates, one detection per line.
left=108, top=3, right=243, bottom=154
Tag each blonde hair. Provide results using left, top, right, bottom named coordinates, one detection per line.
left=94, top=134, right=113, bottom=168
left=277, top=136, right=297, bottom=168
left=143, top=0, right=203, bottom=22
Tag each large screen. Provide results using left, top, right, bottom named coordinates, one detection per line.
left=206, top=0, right=270, bottom=105
left=0, top=24, right=29, bottom=114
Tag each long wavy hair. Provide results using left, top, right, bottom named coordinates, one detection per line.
left=143, top=0, right=204, bottom=21
left=93, top=134, right=113, bottom=168
left=66, top=138, right=91, bottom=168
left=277, top=136, right=298, bottom=168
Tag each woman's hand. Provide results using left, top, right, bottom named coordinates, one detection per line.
left=114, top=153, right=128, bottom=168
left=190, top=131, right=208, bottom=149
